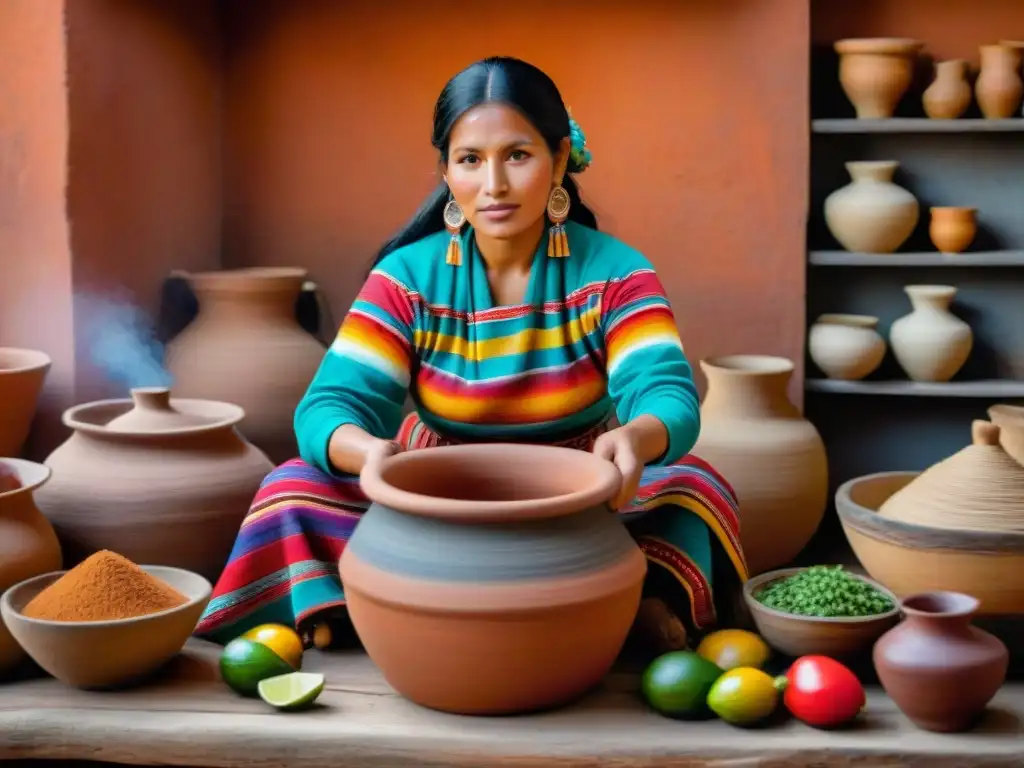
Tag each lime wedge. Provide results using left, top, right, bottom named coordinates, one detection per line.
left=257, top=671, right=325, bottom=711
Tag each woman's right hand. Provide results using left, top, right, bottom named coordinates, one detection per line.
left=328, top=424, right=401, bottom=476
left=363, top=438, right=402, bottom=471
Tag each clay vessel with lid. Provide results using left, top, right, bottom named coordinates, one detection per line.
left=834, top=38, right=923, bottom=118
left=0, top=459, right=62, bottom=674
left=0, top=348, right=51, bottom=457
left=164, top=268, right=326, bottom=464
left=824, top=161, right=919, bottom=254
left=339, top=443, right=645, bottom=715
left=873, top=591, right=1008, bottom=732
left=929, top=207, right=976, bottom=254
left=33, top=387, right=274, bottom=581
left=691, top=355, right=827, bottom=575
left=889, top=285, right=972, bottom=382
left=922, top=60, right=972, bottom=119
left=975, top=44, right=1023, bottom=119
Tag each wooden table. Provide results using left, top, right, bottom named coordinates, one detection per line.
left=1, top=639, right=1022, bottom=767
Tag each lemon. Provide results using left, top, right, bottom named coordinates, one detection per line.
left=696, top=629, right=771, bottom=671
left=706, top=666, right=787, bottom=725
left=220, top=625, right=304, bottom=697
left=258, top=671, right=325, bottom=711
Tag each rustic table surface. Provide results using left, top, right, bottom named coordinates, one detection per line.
left=0, top=638, right=1022, bottom=768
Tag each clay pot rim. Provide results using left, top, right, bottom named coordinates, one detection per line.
left=743, top=566, right=900, bottom=625
left=904, top=284, right=957, bottom=297
left=1, top=564, right=212, bottom=628
left=834, top=38, right=923, bottom=55
left=899, top=590, right=980, bottom=619
left=989, top=404, right=1024, bottom=426
left=0, top=347, right=52, bottom=375
left=813, top=313, right=880, bottom=329
left=701, top=354, right=794, bottom=376
left=359, top=443, right=622, bottom=523
left=844, top=159, right=899, bottom=172
left=836, top=471, right=1024, bottom=554
left=0, top=458, right=51, bottom=500
left=930, top=206, right=977, bottom=217
left=62, top=392, right=245, bottom=437
left=178, top=267, right=309, bottom=294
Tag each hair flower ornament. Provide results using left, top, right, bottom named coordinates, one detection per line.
left=567, top=111, right=593, bottom=172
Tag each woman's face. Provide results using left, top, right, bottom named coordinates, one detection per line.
left=444, top=103, right=569, bottom=241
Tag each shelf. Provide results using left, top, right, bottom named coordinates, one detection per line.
left=812, top=118, right=1024, bottom=134
left=806, top=379, right=1024, bottom=398
left=809, top=251, right=1024, bottom=267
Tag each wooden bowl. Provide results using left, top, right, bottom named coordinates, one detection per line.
left=743, top=567, right=900, bottom=658
left=0, top=565, right=211, bottom=689
left=835, top=471, right=1024, bottom=615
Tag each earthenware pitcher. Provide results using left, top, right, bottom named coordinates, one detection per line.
left=340, top=443, right=645, bottom=715
left=873, top=591, right=1008, bottom=732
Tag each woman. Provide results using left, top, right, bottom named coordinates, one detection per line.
left=196, top=56, right=748, bottom=651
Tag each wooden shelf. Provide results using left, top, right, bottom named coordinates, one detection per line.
left=813, top=118, right=1024, bottom=134
left=806, top=379, right=1024, bottom=398
left=809, top=250, right=1024, bottom=267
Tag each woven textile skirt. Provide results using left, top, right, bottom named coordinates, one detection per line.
left=194, top=414, right=749, bottom=644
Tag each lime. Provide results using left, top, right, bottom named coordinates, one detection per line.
left=219, top=637, right=296, bottom=696
left=707, top=666, right=788, bottom=726
left=641, top=651, right=725, bottom=719
left=258, top=671, right=326, bottom=711
left=696, top=629, right=771, bottom=671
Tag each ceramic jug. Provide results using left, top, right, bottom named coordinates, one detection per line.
left=922, top=60, right=972, bottom=119
left=975, top=44, right=1023, bottom=119
left=824, top=161, right=919, bottom=254
left=889, top=285, right=972, bottom=382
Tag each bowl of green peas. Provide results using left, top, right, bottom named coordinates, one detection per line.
left=742, top=565, right=901, bottom=658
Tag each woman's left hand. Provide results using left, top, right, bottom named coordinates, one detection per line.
left=592, top=426, right=644, bottom=511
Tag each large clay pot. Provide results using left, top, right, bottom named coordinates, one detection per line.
left=922, top=59, right=972, bottom=120
left=0, top=459, right=62, bottom=674
left=808, top=314, right=886, bottom=381
left=340, top=443, right=645, bottom=715
left=975, top=44, right=1023, bottom=119
left=889, top=285, right=973, bottom=382
left=691, top=355, right=828, bottom=576
left=34, top=387, right=274, bottom=582
left=929, top=207, right=976, bottom=254
left=164, top=268, right=327, bottom=464
left=873, top=591, right=1008, bottom=732
left=834, top=38, right=923, bottom=119
left=0, top=348, right=51, bottom=457
left=824, top=161, right=919, bottom=254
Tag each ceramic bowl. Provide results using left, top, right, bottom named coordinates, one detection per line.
left=0, top=565, right=211, bottom=689
left=743, top=566, right=900, bottom=658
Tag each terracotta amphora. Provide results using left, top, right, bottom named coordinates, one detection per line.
left=874, top=591, right=1008, bottom=732
left=164, top=268, right=327, bottom=464
left=834, top=38, right=923, bottom=118
left=929, top=207, right=976, bottom=254
left=0, top=348, right=51, bottom=457
left=33, top=387, right=274, bottom=582
left=341, top=443, right=645, bottom=715
left=691, top=355, right=828, bottom=575
left=922, top=60, right=972, bottom=119
left=0, top=459, right=62, bottom=674
left=975, top=44, right=1023, bottom=119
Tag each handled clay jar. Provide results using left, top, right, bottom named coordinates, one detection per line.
left=340, top=443, right=645, bottom=715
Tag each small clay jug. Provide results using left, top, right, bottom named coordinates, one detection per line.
left=874, top=591, right=1008, bottom=732
left=929, top=207, right=977, bottom=254
left=975, top=44, right=1023, bottom=119
left=922, top=60, right=972, bottom=119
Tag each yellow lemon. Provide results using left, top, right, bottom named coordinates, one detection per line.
left=241, top=623, right=305, bottom=669
left=706, top=666, right=787, bottom=725
left=220, top=623, right=305, bottom=697
left=696, top=629, right=770, bottom=671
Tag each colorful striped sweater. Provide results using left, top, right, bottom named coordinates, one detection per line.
left=295, top=221, right=700, bottom=474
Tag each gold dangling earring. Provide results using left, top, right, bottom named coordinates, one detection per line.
left=443, top=198, right=466, bottom=266
left=546, top=185, right=571, bottom=258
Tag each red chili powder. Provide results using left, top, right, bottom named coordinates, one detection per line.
left=23, top=550, right=188, bottom=622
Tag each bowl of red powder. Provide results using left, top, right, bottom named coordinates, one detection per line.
left=0, top=549, right=211, bottom=689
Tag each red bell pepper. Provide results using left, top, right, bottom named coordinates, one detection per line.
left=784, top=655, right=865, bottom=728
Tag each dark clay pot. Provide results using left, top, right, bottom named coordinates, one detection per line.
left=873, top=591, right=1008, bottom=732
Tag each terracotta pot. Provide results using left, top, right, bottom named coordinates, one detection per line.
left=873, top=591, right=1008, bottom=732
left=824, top=161, right=919, bottom=254
left=164, top=268, right=327, bottom=464
left=975, top=44, right=1023, bottom=119
left=808, top=314, right=886, bottom=381
left=929, top=207, right=977, bottom=254
left=890, top=285, right=973, bottom=382
left=0, top=348, right=51, bottom=458
left=834, top=38, right=923, bottom=119
left=340, top=443, right=645, bottom=715
left=922, top=60, right=972, bottom=119
left=33, top=387, right=274, bottom=582
left=0, top=459, right=62, bottom=674
left=691, top=355, right=828, bottom=575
